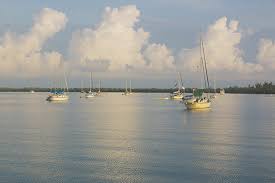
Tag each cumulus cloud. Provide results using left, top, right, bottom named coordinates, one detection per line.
left=178, top=16, right=263, bottom=73
left=0, top=8, right=67, bottom=77
left=143, top=43, right=175, bottom=71
left=2, top=5, right=273, bottom=83
left=257, top=38, right=275, bottom=70
left=69, top=5, right=175, bottom=72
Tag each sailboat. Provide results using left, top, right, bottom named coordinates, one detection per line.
left=80, top=80, right=85, bottom=93
left=122, top=80, right=132, bottom=95
left=47, top=72, right=69, bottom=102
left=170, top=72, right=185, bottom=100
left=220, top=88, right=225, bottom=95
left=184, top=37, right=211, bottom=110
left=95, top=80, right=102, bottom=96
left=122, top=80, right=129, bottom=95
left=129, top=80, right=133, bottom=95
left=210, top=75, right=217, bottom=99
left=85, top=72, right=95, bottom=98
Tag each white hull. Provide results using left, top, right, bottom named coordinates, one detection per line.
left=47, top=94, right=69, bottom=101
left=85, top=92, right=95, bottom=98
left=170, top=94, right=184, bottom=100
left=122, top=92, right=132, bottom=96
left=95, top=91, right=102, bottom=96
left=220, top=89, right=225, bottom=95
left=85, top=95, right=95, bottom=98
left=210, top=94, right=217, bottom=99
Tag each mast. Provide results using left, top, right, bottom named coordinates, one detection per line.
left=89, top=72, right=92, bottom=93
left=201, top=37, right=210, bottom=94
left=91, top=72, right=94, bottom=91
left=98, top=80, right=101, bottom=92
left=54, top=73, right=57, bottom=93
left=214, top=75, right=216, bottom=94
left=178, top=72, right=184, bottom=92
left=125, top=80, right=128, bottom=93
left=200, top=37, right=207, bottom=90
left=63, top=70, right=69, bottom=93
left=130, top=80, right=132, bottom=93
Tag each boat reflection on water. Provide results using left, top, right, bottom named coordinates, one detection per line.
left=47, top=99, right=69, bottom=104
left=185, top=107, right=211, bottom=112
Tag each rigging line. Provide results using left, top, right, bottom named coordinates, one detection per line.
left=201, top=37, right=210, bottom=93
left=178, top=72, right=184, bottom=90
left=200, top=38, right=207, bottom=90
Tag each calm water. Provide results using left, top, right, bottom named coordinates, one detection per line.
left=0, top=92, right=275, bottom=183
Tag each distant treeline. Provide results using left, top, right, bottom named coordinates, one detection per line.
left=0, top=82, right=274, bottom=94
left=0, top=87, right=172, bottom=93
left=225, top=82, right=275, bottom=94
left=0, top=87, right=195, bottom=93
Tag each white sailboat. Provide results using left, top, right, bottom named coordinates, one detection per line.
left=47, top=72, right=69, bottom=102
left=85, top=72, right=95, bottom=98
left=122, top=80, right=130, bottom=95
left=122, top=80, right=133, bottom=95
left=95, top=80, right=102, bottom=96
left=80, top=80, right=85, bottom=93
left=210, top=75, right=217, bottom=99
left=129, top=80, right=133, bottom=95
left=220, top=88, right=225, bottom=95
left=184, top=37, right=211, bottom=110
left=170, top=72, right=185, bottom=100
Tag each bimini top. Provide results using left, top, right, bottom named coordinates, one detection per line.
left=51, top=90, right=65, bottom=95
left=193, top=89, right=204, bottom=97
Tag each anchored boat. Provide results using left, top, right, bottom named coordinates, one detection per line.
left=95, top=80, right=102, bottom=96
left=170, top=72, right=185, bottom=100
left=220, top=88, right=225, bottom=95
left=184, top=37, right=211, bottom=110
left=85, top=72, right=96, bottom=98
left=47, top=72, right=69, bottom=102
left=122, top=80, right=132, bottom=95
left=184, top=89, right=211, bottom=110
left=47, top=90, right=69, bottom=101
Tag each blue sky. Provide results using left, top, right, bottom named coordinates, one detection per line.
left=1, top=0, right=274, bottom=51
left=0, top=0, right=274, bottom=88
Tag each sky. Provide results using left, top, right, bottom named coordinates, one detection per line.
left=0, top=0, right=275, bottom=88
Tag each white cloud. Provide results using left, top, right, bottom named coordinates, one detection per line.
left=0, top=8, right=67, bottom=77
left=69, top=5, right=175, bottom=73
left=257, top=38, right=275, bottom=70
left=0, top=5, right=273, bottom=84
left=178, top=16, right=263, bottom=74
left=143, top=43, right=175, bottom=71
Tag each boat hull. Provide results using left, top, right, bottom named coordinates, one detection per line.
left=47, top=95, right=69, bottom=101
left=85, top=94, right=95, bottom=98
left=210, top=94, right=217, bottom=99
left=122, top=92, right=132, bottom=96
left=170, top=95, right=183, bottom=100
left=95, top=92, right=101, bottom=96
left=185, top=100, right=211, bottom=110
